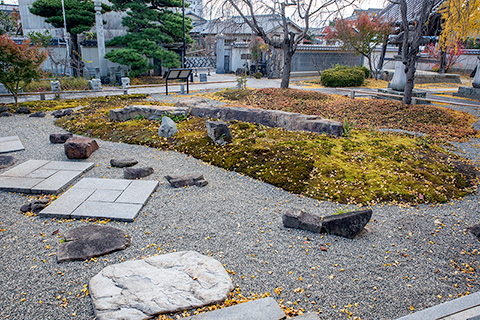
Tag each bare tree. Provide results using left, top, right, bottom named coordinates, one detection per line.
left=390, top=0, right=436, bottom=104
left=222, top=0, right=353, bottom=88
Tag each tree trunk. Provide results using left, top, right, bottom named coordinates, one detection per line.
left=403, top=60, right=416, bottom=104
left=439, top=49, right=446, bottom=74
left=377, top=40, right=388, bottom=74
left=280, top=46, right=292, bottom=89
left=366, top=53, right=373, bottom=79
left=70, top=34, right=83, bottom=77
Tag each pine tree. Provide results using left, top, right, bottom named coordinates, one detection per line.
left=29, top=0, right=110, bottom=75
left=105, top=0, right=193, bottom=76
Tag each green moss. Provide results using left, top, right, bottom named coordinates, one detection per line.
left=53, top=96, right=479, bottom=205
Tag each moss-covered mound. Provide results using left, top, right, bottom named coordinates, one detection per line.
left=212, top=88, right=478, bottom=142
left=55, top=97, right=479, bottom=205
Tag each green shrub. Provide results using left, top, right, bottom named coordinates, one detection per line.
left=357, top=66, right=370, bottom=79
left=254, top=72, right=262, bottom=79
left=320, top=66, right=365, bottom=87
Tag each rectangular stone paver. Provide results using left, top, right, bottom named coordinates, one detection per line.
left=183, top=297, right=286, bottom=320
left=40, top=188, right=96, bottom=218
left=0, top=136, right=24, bottom=153
left=115, top=180, right=158, bottom=204
left=0, top=160, right=94, bottom=194
left=39, top=178, right=158, bottom=221
left=0, top=160, right=49, bottom=177
left=31, top=170, right=85, bottom=194
left=74, top=178, right=131, bottom=191
left=0, top=177, right=45, bottom=192
left=71, top=201, right=143, bottom=221
left=88, top=189, right=122, bottom=202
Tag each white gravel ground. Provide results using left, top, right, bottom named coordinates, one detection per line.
left=0, top=105, right=479, bottom=320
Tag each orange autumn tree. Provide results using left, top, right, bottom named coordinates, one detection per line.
left=326, top=13, right=392, bottom=78
left=0, top=35, right=46, bottom=105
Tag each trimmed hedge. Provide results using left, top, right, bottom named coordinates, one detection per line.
left=320, top=66, right=365, bottom=87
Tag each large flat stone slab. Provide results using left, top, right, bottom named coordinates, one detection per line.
left=183, top=297, right=286, bottom=320
left=0, top=136, right=24, bottom=153
left=89, top=251, right=234, bottom=320
left=40, top=178, right=158, bottom=221
left=0, top=160, right=93, bottom=194
left=395, top=291, right=480, bottom=320
left=57, top=225, right=130, bottom=262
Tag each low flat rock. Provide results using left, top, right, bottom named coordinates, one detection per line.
left=29, top=111, right=45, bottom=118
left=164, top=173, right=208, bottom=188
left=50, top=133, right=73, bottom=144
left=15, top=106, right=31, bottom=114
left=124, top=167, right=153, bottom=179
left=110, top=158, right=138, bottom=168
left=52, top=108, right=73, bottom=118
left=89, top=251, right=234, bottom=320
left=469, top=223, right=480, bottom=240
left=0, top=155, right=14, bottom=169
left=282, top=209, right=323, bottom=233
left=183, top=297, right=285, bottom=320
left=57, top=225, right=130, bottom=263
left=322, top=209, right=372, bottom=239
left=206, top=121, right=232, bottom=145
left=282, top=208, right=372, bottom=239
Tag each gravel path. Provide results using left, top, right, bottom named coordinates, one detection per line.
left=0, top=104, right=480, bottom=320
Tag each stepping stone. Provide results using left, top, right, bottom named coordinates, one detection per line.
left=0, top=155, right=14, bottom=169
left=40, top=178, right=158, bottom=221
left=50, top=133, right=73, bottom=144
left=89, top=251, right=234, bottom=320
left=29, top=111, right=45, bottom=118
left=123, top=167, right=154, bottom=179
left=52, top=108, right=73, bottom=118
left=57, top=225, right=130, bottom=263
left=65, top=137, right=99, bottom=159
left=165, top=173, right=208, bottom=188
left=110, top=158, right=138, bottom=168
left=282, top=209, right=372, bottom=239
left=0, top=160, right=93, bottom=194
left=0, top=136, right=24, bottom=153
left=183, top=297, right=285, bottom=320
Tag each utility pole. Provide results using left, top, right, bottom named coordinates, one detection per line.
left=60, top=0, right=71, bottom=76
left=182, top=0, right=186, bottom=68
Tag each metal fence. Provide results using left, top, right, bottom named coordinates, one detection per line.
left=185, top=56, right=216, bottom=69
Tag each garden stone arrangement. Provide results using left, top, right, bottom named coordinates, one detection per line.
left=108, top=97, right=344, bottom=136
left=89, top=251, right=234, bottom=320
left=0, top=160, right=93, bottom=194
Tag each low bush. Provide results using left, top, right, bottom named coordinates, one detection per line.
left=254, top=72, right=262, bottom=79
left=321, top=66, right=365, bottom=87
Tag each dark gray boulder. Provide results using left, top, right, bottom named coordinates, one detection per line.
left=164, top=173, right=208, bottom=188
left=15, top=106, right=31, bottom=114
left=20, top=198, right=50, bottom=213
left=282, top=208, right=372, bottom=239
left=57, top=225, right=131, bottom=263
left=282, top=209, right=323, bottom=233
left=322, top=209, right=372, bottom=239
left=124, top=167, right=154, bottom=179
left=29, top=111, right=46, bottom=118
left=0, top=111, right=12, bottom=117
left=469, top=223, right=480, bottom=240
left=50, top=133, right=73, bottom=144
left=110, top=158, right=138, bottom=168
left=0, top=106, right=10, bottom=113
left=0, top=155, right=14, bottom=169
left=52, top=108, right=73, bottom=118
left=206, top=120, right=232, bottom=145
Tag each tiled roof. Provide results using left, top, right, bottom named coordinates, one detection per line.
left=378, top=0, right=444, bottom=22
